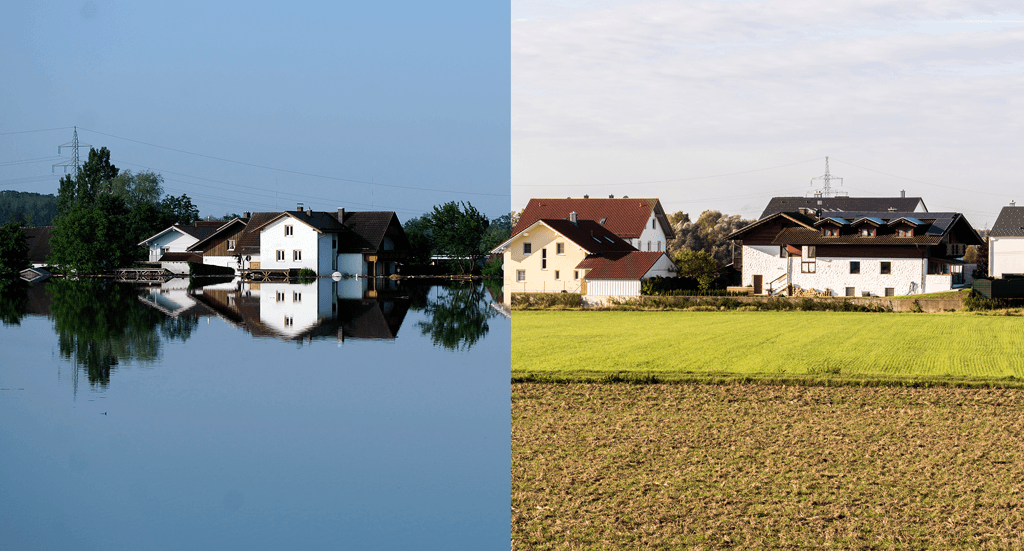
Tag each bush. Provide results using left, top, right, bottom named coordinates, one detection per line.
left=511, top=293, right=582, bottom=309
left=964, top=289, right=1001, bottom=311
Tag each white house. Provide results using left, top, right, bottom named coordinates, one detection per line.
left=576, top=250, right=677, bottom=305
left=988, top=203, right=1024, bottom=278
left=139, top=221, right=228, bottom=274
left=728, top=209, right=982, bottom=297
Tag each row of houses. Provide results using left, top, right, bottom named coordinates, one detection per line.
left=138, top=205, right=410, bottom=278
left=500, top=194, right=999, bottom=303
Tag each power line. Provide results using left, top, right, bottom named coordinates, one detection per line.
left=0, top=156, right=63, bottom=167
left=77, top=127, right=507, bottom=198
left=0, top=127, right=73, bottom=136
left=831, top=158, right=1018, bottom=198
left=512, top=158, right=823, bottom=187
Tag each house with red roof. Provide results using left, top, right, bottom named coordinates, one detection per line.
left=514, top=196, right=674, bottom=252
left=499, top=211, right=675, bottom=305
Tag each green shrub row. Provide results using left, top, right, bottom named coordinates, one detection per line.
left=606, top=295, right=892, bottom=312
left=511, top=292, right=583, bottom=309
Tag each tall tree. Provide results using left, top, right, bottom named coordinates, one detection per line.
left=672, top=248, right=720, bottom=292
left=403, top=215, right=434, bottom=265
left=427, top=201, right=489, bottom=274
left=0, top=221, right=30, bottom=277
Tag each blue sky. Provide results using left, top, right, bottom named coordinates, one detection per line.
left=513, top=0, right=1024, bottom=229
left=1, top=1, right=509, bottom=221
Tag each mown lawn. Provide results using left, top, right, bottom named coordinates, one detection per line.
left=512, top=311, right=1024, bottom=383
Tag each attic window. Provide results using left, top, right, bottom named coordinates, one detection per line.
left=897, top=228, right=913, bottom=237
left=822, top=227, right=839, bottom=237
left=593, top=236, right=602, bottom=243
left=604, top=236, right=614, bottom=243
left=599, top=218, right=607, bottom=225
left=859, top=227, right=876, bottom=237
left=285, top=225, right=294, bottom=236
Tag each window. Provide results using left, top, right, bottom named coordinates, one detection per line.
left=541, top=249, right=547, bottom=270
left=554, top=270, right=560, bottom=280
left=850, top=261, right=860, bottom=274
left=285, top=225, right=294, bottom=236
left=293, top=291, right=301, bottom=302
left=523, top=243, right=532, bottom=255
left=574, top=270, right=579, bottom=280
left=284, top=317, right=293, bottom=327
left=885, top=287, right=895, bottom=297
left=227, top=239, right=236, bottom=251
left=897, top=228, right=913, bottom=237
left=657, top=241, right=662, bottom=251
left=516, top=270, right=526, bottom=282
left=647, top=241, right=651, bottom=251
left=859, top=227, right=875, bottom=237
left=293, top=250, right=302, bottom=261
left=801, top=245, right=816, bottom=273
left=652, top=218, right=656, bottom=229
left=556, top=243, right=564, bottom=255
left=846, top=287, right=855, bottom=297
left=880, top=261, right=891, bottom=274
left=823, top=227, right=839, bottom=237
left=276, top=291, right=285, bottom=302
left=276, top=250, right=285, bottom=261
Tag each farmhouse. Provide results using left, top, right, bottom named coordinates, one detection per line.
left=514, top=196, right=674, bottom=251
left=728, top=208, right=982, bottom=297
left=988, top=202, right=1024, bottom=278
left=500, top=213, right=675, bottom=303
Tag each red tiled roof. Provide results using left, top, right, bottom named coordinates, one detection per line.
left=532, top=219, right=637, bottom=254
left=576, top=251, right=668, bottom=280
left=514, top=198, right=669, bottom=240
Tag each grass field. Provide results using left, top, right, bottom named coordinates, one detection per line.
left=513, top=311, right=1024, bottom=384
left=512, top=383, right=1024, bottom=549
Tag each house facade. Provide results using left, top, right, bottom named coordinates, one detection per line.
left=729, top=210, right=982, bottom=297
left=138, top=221, right=225, bottom=273
left=514, top=196, right=675, bottom=252
left=988, top=203, right=1024, bottom=278
left=576, top=251, right=677, bottom=304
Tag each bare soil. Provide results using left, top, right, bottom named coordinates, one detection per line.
left=512, top=382, right=1024, bottom=550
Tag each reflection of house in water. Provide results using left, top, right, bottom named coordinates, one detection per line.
left=186, top=278, right=410, bottom=344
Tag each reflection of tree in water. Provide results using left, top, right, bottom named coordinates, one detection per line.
left=416, top=282, right=496, bottom=351
left=0, top=278, right=28, bottom=326
left=46, top=280, right=192, bottom=387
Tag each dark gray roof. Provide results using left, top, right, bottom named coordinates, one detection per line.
left=337, top=211, right=409, bottom=253
left=990, top=206, right=1024, bottom=237
left=174, top=221, right=227, bottom=240
left=759, top=197, right=926, bottom=219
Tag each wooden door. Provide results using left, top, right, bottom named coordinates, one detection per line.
left=753, top=275, right=762, bottom=295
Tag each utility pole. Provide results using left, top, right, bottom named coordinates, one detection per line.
left=809, top=156, right=847, bottom=198
left=52, top=126, right=91, bottom=176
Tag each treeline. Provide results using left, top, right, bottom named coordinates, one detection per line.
left=403, top=201, right=511, bottom=275
left=0, top=191, right=58, bottom=226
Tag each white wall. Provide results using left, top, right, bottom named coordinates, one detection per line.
left=741, top=245, right=958, bottom=296
left=338, top=253, right=363, bottom=276
left=990, top=237, right=1024, bottom=278
left=259, top=280, right=332, bottom=338
left=260, top=217, right=320, bottom=271
left=638, top=214, right=668, bottom=252
left=587, top=279, right=641, bottom=297
left=145, top=230, right=197, bottom=261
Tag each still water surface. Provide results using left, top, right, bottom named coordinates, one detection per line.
left=0, top=278, right=510, bottom=550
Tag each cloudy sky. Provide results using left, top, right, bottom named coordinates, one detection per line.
left=1, top=1, right=509, bottom=221
left=512, top=0, right=1024, bottom=229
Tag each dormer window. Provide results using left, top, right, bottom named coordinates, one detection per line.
left=859, top=227, right=876, bottom=237
left=822, top=227, right=839, bottom=237
left=897, top=228, right=913, bottom=237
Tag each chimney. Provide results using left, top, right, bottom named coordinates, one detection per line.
left=609, top=194, right=614, bottom=199
left=307, top=208, right=312, bottom=217
left=901, top=189, right=905, bottom=198
left=584, top=194, right=589, bottom=199
left=296, top=202, right=304, bottom=212
left=338, top=207, right=345, bottom=222
left=1013, top=200, right=1017, bottom=207
left=570, top=211, right=577, bottom=224
left=243, top=211, right=251, bottom=218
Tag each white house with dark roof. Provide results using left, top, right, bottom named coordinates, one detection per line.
left=988, top=202, right=1024, bottom=278
left=139, top=221, right=228, bottom=274
left=728, top=209, right=982, bottom=297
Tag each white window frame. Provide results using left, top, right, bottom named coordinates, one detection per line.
left=516, top=270, right=526, bottom=282
left=227, top=239, right=236, bottom=251
left=285, top=225, right=294, bottom=236
left=523, top=242, right=532, bottom=255
left=556, top=242, right=564, bottom=255
left=293, top=249, right=302, bottom=261
left=276, top=249, right=285, bottom=262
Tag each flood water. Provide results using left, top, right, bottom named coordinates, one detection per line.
left=0, top=277, right=510, bottom=550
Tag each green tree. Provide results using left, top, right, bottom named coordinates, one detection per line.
left=426, top=201, right=489, bottom=274
left=403, top=215, right=434, bottom=265
left=159, top=193, right=199, bottom=226
left=0, top=221, right=30, bottom=277
left=672, top=248, right=720, bottom=292
left=480, top=213, right=512, bottom=254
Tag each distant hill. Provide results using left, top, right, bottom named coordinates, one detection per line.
left=0, top=190, right=58, bottom=226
